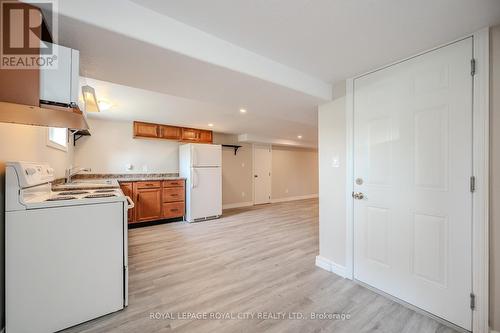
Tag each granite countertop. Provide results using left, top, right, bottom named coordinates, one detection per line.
left=112, top=176, right=186, bottom=182
left=52, top=173, right=185, bottom=191
left=72, top=173, right=186, bottom=182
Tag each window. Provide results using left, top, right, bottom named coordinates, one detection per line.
left=47, top=127, right=68, bottom=151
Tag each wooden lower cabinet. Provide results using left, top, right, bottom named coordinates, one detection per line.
left=163, top=202, right=185, bottom=219
left=121, top=179, right=185, bottom=225
left=135, top=187, right=162, bottom=222
left=119, top=182, right=135, bottom=223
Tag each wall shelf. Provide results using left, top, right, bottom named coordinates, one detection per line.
left=72, top=129, right=91, bottom=146
left=222, top=144, right=242, bottom=155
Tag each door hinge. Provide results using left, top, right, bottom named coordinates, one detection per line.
left=470, top=176, right=476, bottom=193
left=471, top=58, right=476, bottom=76
left=470, top=293, right=476, bottom=310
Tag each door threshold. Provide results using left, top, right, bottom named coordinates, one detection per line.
left=353, top=279, right=470, bottom=333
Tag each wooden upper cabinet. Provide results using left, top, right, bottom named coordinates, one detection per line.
left=199, top=130, right=213, bottom=143
left=133, top=121, right=212, bottom=143
left=181, top=128, right=200, bottom=142
left=134, top=121, right=159, bottom=138
left=160, top=125, right=181, bottom=140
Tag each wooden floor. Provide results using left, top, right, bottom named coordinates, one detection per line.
left=64, top=199, right=457, bottom=333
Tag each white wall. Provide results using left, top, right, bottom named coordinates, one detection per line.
left=271, top=146, right=318, bottom=201
left=0, top=122, right=74, bottom=178
left=74, top=118, right=180, bottom=173
left=317, top=93, right=347, bottom=267
left=213, top=133, right=253, bottom=207
left=214, top=133, right=318, bottom=207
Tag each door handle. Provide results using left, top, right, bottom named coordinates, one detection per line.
left=352, top=192, right=365, bottom=200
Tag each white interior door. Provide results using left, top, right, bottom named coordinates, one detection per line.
left=353, top=37, right=473, bottom=330
left=253, top=144, right=272, bottom=204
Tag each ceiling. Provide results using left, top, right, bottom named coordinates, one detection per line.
left=82, top=78, right=318, bottom=147
left=44, top=0, right=500, bottom=147
left=131, top=0, right=500, bottom=83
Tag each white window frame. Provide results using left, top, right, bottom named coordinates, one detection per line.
left=46, top=127, right=69, bottom=152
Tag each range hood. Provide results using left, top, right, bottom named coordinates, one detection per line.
left=0, top=102, right=88, bottom=129
left=0, top=43, right=89, bottom=130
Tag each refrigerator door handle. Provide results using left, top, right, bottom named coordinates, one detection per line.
left=191, top=168, right=198, bottom=189
left=192, top=146, right=197, bottom=167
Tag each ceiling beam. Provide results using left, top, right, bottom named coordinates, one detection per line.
left=52, top=0, right=332, bottom=101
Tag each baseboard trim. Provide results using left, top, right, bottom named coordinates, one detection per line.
left=490, top=329, right=500, bottom=333
left=222, top=201, right=254, bottom=210
left=315, top=255, right=347, bottom=278
left=271, top=194, right=318, bottom=203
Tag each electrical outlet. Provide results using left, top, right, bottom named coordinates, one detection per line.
left=241, top=192, right=246, bottom=198
left=241, top=162, right=245, bottom=168
left=285, top=188, right=289, bottom=194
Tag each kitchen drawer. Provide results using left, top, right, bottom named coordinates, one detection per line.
left=135, top=181, right=161, bottom=189
left=163, top=179, right=184, bottom=188
left=163, top=187, right=184, bottom=202
left=162, top=202, right=184, bottom=218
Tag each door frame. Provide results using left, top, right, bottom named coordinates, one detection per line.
left=252, top=144, right=272, bottom=204
left=344, top=28, right=489, bottom=333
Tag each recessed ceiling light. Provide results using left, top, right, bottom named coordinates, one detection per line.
left=239, top=108, right=247, bottom=114
left=97, top=100, right=113, bottom=111
left=297, top=135, right=303, bottom=139
left=208, top=123, right=214, bottom=127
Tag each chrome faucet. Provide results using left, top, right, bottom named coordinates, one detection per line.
left=65, top=167, right=91, bottom=183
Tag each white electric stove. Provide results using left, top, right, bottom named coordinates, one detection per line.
left=5, top=161, right=133, bottom=333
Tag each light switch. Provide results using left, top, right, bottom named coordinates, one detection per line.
left=332, top=155, right=340, bottom=168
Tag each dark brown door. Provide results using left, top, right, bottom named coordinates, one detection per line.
left=134, top=121, right=159, bottom=138
left=135, top=187, right=162, bottom=222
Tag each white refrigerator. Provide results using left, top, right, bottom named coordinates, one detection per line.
left=179, top=143, right=222, bottom=222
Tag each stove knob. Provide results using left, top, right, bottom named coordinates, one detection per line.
left=25, top=167, right=36, bottom=176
